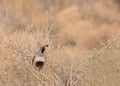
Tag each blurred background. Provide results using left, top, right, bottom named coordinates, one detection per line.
left=0, top=0, right=120, bottom=54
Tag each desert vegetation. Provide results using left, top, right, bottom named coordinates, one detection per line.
left=0, top=0, right=120, bottom=86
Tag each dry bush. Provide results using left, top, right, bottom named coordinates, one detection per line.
left=55, top=0, right=120, bottom=54
left=0, top=28, right=83, bottom=86
left=82, top=36, right=120, bottom=86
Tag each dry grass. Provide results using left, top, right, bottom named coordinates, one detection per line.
left=0, top=28, right=83, bottom=86
left=82, top=36, right=120, bottom=86
left=0, top=0, right=120, bottom=86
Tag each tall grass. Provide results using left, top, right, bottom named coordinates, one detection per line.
left=82, top=36, right=120, bottom=86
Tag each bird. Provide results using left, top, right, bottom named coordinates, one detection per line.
left=32, top=45, right=48, bottom=69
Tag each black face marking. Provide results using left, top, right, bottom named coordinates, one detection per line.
left=41, top=47, right=45, bottom=54
left=41, top=45, right=48, bottom=54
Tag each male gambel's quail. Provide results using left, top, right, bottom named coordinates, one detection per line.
left=32, top=45, right=48, bottom=69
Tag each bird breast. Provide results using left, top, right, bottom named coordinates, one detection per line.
left=34, top=56, right=45, bottom=63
